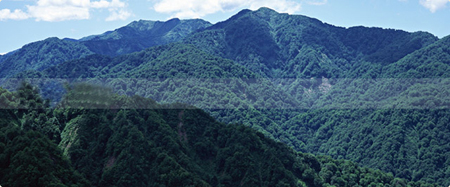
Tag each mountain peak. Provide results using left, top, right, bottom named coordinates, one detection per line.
left=255, top=7, right=279, bottom=14
left=43, top=37, right=61, bottom=42
left=79, top=18, right=211, bottom=56
left=227, top=7, right=280, bottom=21
left=128, top=19, right=156, bottom=27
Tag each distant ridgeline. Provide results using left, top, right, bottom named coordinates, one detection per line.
left=0, top=83, right=441, bottom=186
left=1, top=7, right=450, bottom=185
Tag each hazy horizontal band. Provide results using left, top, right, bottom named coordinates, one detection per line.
left=1, top=78, right=449, bottom=110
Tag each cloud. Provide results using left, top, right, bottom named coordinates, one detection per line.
left=419, top=0, right=448, bottom=12
left=306, top=0, right=328, bottom=6
left=27, top=3, right=90, bottom=21
left=153, top=0, right=302, bottom=19
left=0, top=9, right=29, bottom=21
left=106, top=8, right=132, bottom=21
left=0, top=0, right=131, bottom=21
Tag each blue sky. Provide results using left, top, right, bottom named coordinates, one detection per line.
left=0, top=0, right=449, bottom=54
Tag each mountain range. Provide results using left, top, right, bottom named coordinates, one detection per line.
left=1, top=7, right=450, bottom=186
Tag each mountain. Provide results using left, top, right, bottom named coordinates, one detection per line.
left=0, top=52, right=12, bottom=64
left=382, top=35, right=450, bottom=78
left=275, top=35, right=450, bottom=184
left=306, top=35, right=450, bottom=110
left=0, top=18, right=211, bottom=79
left=79, top=18, right=212, bottom=56
left=0, top=37, right=94, bottom=78
left=3, top=7, right=450, bottom=186
left=0, top=84, right=439, bottom=187
left=12, top=43, right=302, bottom=139
left=0, top=51, right=17, bottom=64
left=184, top=7, right=438, bottom=78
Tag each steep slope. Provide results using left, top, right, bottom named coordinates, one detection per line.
left=382, top=35, right=450, bottom=78
left=0, top=84, right=439, bottom=187
left=0, top=86, right=90, bottom=187
left=280, top=109, right=450, bottom=185
left=5, top=8, right=450, bottom=185
left=0, top=18, right=210, bottom=79
left=0, top=53, right=8, bottom=64
left=277, top=35, right=450, bottom=185
left=18, top=37, right=450, bottom=185
left=0, top=51, right=17, bottom=64
left=0, top=37, right=94, bottom=78
left=14, top=43, right=302, bottom=139
left=80, top=18, right=211, bottom=56
left=184, top=7, right=437, bottom=78
left=308, top=35, right=450, bottom=110
left=181, top=8, right=450, bottom=185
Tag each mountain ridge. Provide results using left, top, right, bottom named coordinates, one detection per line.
left=79, top=18, right=212, bottom=56
left=0, top=18, right=212, bottom=79
left=184, top=7, right=438, bottom=78
left=2, top=7, right=450, bottom=186
left=0, top=37, right=94, bottom=78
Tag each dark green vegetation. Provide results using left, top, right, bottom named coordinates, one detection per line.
left=0, top=18, right=210, bottom=79
left=2, top=7, right=450, bottom=186
left=0, top=38, right=93, bottom=78
left=79, top=18, right=211, bottom=56
left=0, top=84, right=440, bottom=186
left=184, top=8, right=437, bottom=78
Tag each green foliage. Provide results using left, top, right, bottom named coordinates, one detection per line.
left=2, top=7, right=450, bottom=187
left=382, top=35, right=450, bottom=78
left=0, top=113, right=88, bottom=187
left=0, top=86, right=18, bottom=110
left=280, top=109, right=450, bottom=185
left=80, top=18, right=211, bottom=56
left=0, top=37, right=93, bottom=78
left=184, top=7, right=437, bottom=78
left=2, top=84, right=439, bottom=187
left=14, top=82, right=61, bottom=143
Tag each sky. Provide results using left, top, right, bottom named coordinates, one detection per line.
left=0, top=0, right=449, bottom=54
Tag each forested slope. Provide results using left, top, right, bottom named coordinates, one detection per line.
left=276, top=35, right=450, bottom=184
left=0, top=18, right=211, bottom=79
left=3, top=7, right=450, bottom=186
left=79, top=18, right=211, bottom=56
left=12, top=43, right=303, bottom=139
left=0, top=84, right=440, bottom=187
left=0, top=37, right=94, bottom=78
left=184, top=7, right=438, bottom=78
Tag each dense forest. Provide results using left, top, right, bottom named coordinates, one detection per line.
left=1, top=7, right=450, bottom=186
left=79, top=18, right=211, bottom=56
left=0, top=83, right=440, bottom=186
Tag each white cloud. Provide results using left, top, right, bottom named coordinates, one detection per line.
left=0, top=0, right=131, bottom=21
left=27, top=4, right=90, bottom=21
left=0, top=9, right=29, bottom=20
left=419, top=0, right=448, bottom=12
left=91, top=0, right=126, bottom=8
left=153, top=0, right=302, bottom=19
left=106, top=8, right=132, bottom=21
left=306, top=0, right=328, bottom=6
